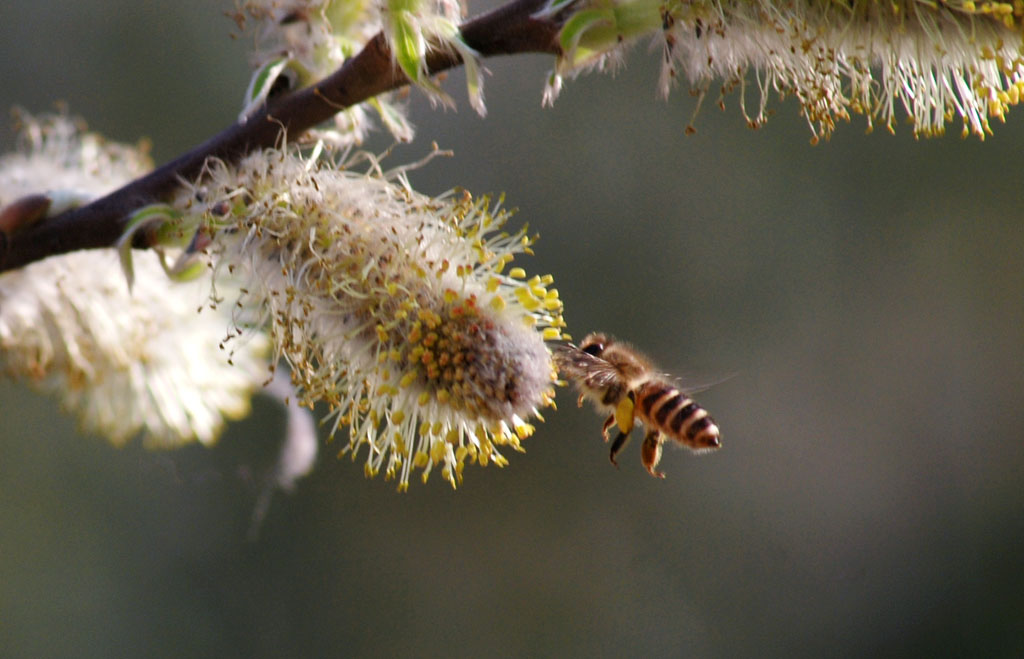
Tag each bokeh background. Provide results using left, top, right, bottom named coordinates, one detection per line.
left=2, top=1, right=1024, bottom=656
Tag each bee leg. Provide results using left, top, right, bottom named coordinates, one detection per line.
left=601, top=414, right=616, bottom=442
left=609, top=430, right=631, bottom=468
left=641, top=430, right=666, bottom=479
left=577, top=394, right=586, bottom=408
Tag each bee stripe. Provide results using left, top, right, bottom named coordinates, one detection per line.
left=639, top=389, right=663, bottom=410
left=670, top=402, right=700, bottom=435
left=686, top=415, right=715, bottom=439
left=653, top=393, right=682, bottom=425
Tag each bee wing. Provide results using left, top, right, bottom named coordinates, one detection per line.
left=553, top=347, right=623, bottom=389
left=662, top=371, right=737, bottom=395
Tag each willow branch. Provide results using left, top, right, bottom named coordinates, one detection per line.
left=0, top=0, right=562, bottom=274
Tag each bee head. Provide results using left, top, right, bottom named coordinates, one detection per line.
left=579, top=332, right=610, bottom=358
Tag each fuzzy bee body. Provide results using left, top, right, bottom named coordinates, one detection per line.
left=555, top=332, right=721, bottom=478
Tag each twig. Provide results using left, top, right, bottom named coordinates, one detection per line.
left=0, top=0, right=563, bottom=273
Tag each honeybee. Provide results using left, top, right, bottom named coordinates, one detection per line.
left=555, top=332, right=721, bottom=478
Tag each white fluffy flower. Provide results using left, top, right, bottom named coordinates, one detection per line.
left=0, top=112, right=151, bottom=206
left=0, top=251, right=269, bottom=447
left=180, top=147, right=566, bottom=489
left=235, top=0, right=487, bottom=142
left=0, top=114, right=271, bottom=447
left=235, top=0, right=415, bottom=143
left=543, top=0, right=1024, bottom=139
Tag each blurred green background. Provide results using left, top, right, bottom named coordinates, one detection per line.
left=2, top=1, right=1024, bottom=657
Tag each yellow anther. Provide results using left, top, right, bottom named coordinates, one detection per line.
left=495, top=254, right=513, bottom=273
left=542, top=327, right=562, bottom=341
left=418, top=309, right=441, bottom=328
left=521, top=296, right=542, bottom=312
left=514, top=287, right=537, bottom=305
left=508, top=267, right=526, bottom=279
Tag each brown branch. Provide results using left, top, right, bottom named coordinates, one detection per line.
left=0, top=0, right=563, bottom=273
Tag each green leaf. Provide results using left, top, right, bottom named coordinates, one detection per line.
left=116, top=204, right=181, bottom=291
left=391, top=10, right=426, bottom=82
left=558, top=8, right=613, bottom=66
left=239, top=58, right=308, bottom=120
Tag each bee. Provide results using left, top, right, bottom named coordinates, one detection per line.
left=554, top=332, right=721, bottom=478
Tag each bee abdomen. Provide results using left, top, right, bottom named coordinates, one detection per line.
left=637, top=382, right=720, bottom=450
left=669, top=402, right=700, bottom=435
left=637, top=383, right=687, bottom=426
